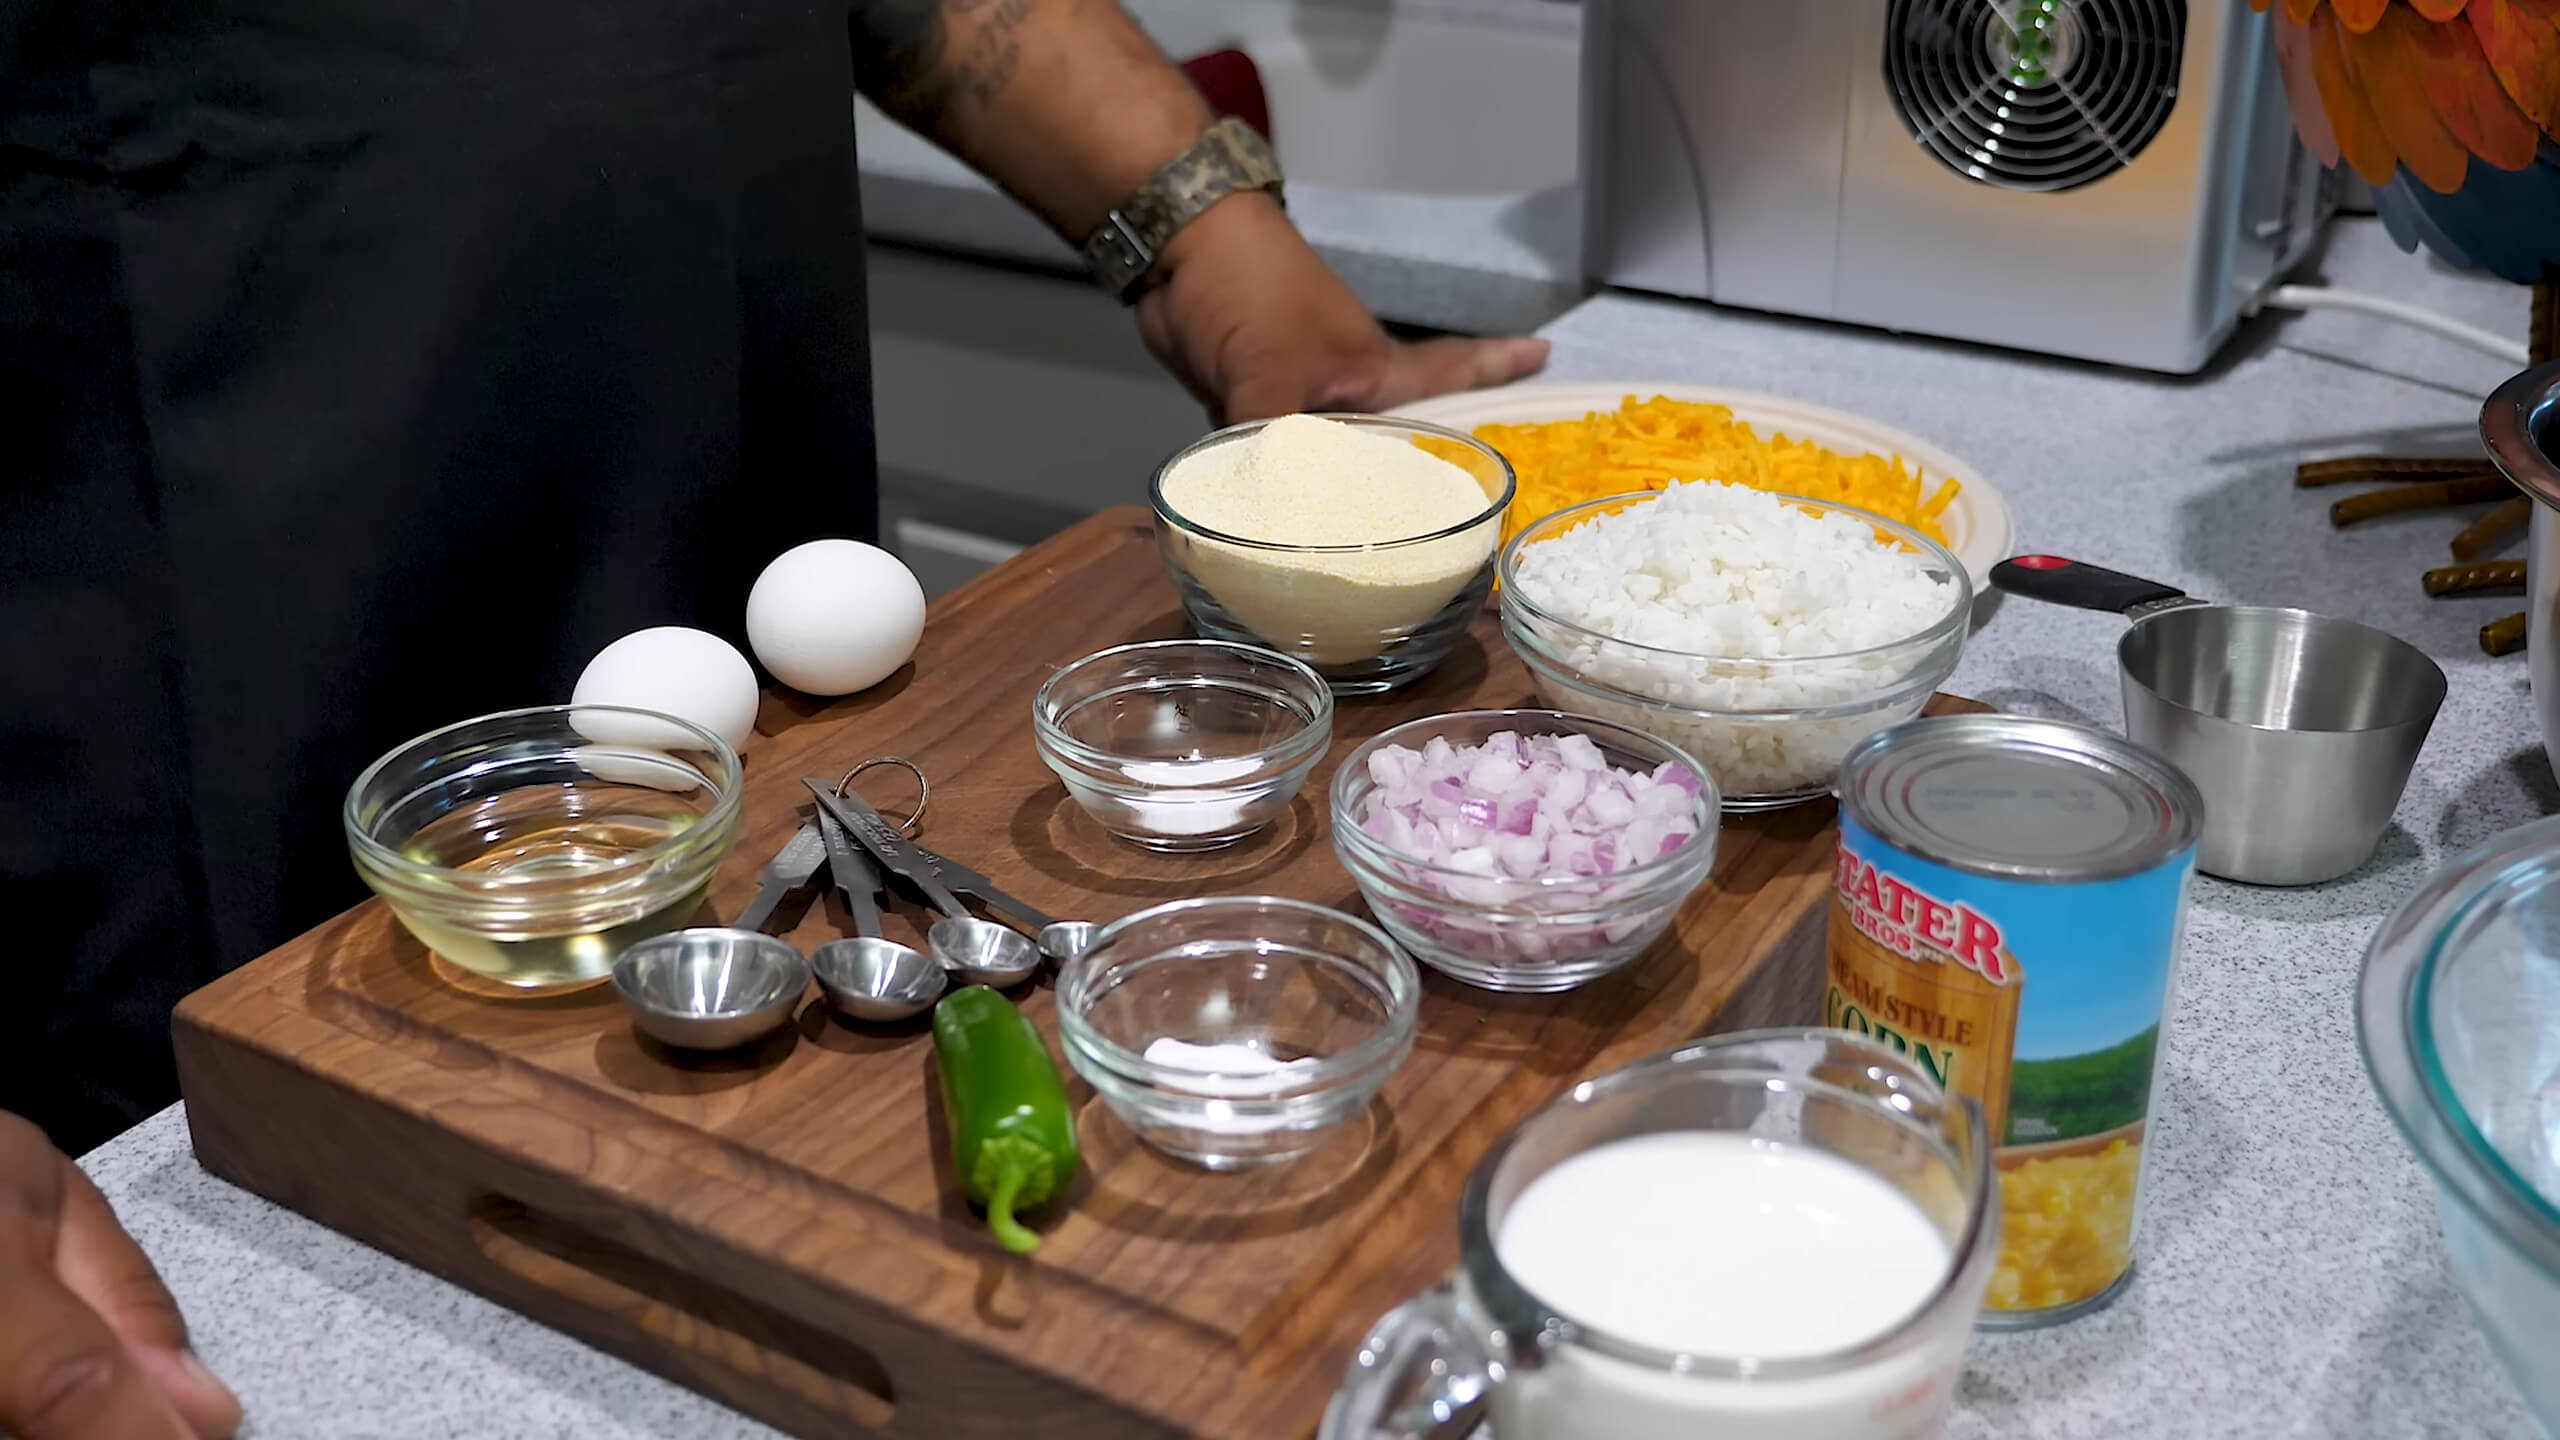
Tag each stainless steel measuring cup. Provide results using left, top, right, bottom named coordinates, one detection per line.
left=1991, top=556, right=2446, bottom=887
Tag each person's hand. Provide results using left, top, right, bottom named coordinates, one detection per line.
left=1138, top=193, right=1551, bottom=425
left=0, top=1111, right=240, bottom=1439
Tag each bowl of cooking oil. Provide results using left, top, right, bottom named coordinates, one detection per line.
left=344, top=704, right=745, bottom=992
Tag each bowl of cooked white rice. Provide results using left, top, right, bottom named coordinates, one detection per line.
left=1498, top=483, right=1971, bottom=810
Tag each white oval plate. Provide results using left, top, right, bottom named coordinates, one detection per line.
left=1388, top=381, right=2017, bottom=591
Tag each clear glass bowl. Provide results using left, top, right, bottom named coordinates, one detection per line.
left=344, top=704, right=744, bottom=991
left=1032, top=640, right=1334, bottom=852
left=1330, top=709, right=1720, bottom=993
left=1499, top=492, right=1972, bottom=811
left=2360, top=817, right=2560, bottom=1430
left=1055, top=896, right=1421, bottom=1170
left=1150, top=413, right=1515, bottom=695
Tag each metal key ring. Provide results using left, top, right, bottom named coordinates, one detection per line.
left=834, top=756, right=929, bottom=836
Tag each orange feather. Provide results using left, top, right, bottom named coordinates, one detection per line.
left=2274, top=16, right=2347, bottom=164
left=2399, top=2, right=2543, bottom=166
left=2413, top=0, right=2471, bottom=19
left=2469, top=0, right=2560, bottom=132
left=2344, top=9, right=2475, bottom=189
left=2289, top=0, right=2324, bottom=23
left=2335, top=0, right=2394, bottom=31
left=2315, top=7, right=2412, bottom=183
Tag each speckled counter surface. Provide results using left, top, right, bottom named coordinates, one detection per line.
left=84, top=219, right=2550, bottom=1438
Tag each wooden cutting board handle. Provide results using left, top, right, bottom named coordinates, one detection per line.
left=466, top=1194, right=898, bottom=1431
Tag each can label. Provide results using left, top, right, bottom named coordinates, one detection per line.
left=1826, top=814, right=2191, bottom=1318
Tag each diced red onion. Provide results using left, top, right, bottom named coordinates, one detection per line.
left=1353, top=730, right=1711, bottom=971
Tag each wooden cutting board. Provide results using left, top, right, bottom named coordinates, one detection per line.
left=174, top=506, right=1984, bottom=1440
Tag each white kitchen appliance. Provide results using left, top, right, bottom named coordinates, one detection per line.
left=1582, top=0, right=2337, bottom=373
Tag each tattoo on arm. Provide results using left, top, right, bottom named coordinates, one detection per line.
left=851, top=0, right=1035, bottom=133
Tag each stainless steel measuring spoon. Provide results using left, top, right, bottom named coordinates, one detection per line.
left=804, top=779, right=1043, bottom=988
left=609, top=818, right=826, bottom=1051
left=809, top=807, right=947, bottom=1022
left=731, top=820, right=829, bottom=933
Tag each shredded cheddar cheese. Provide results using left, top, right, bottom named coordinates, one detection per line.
left=1471, top=396, right=1962, bottom=550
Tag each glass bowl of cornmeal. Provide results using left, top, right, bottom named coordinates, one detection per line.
left=1149, top=413, right=1515, bottom=695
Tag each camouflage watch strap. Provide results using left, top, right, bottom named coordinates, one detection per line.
left=1081, top=117, right=1286, bottom=303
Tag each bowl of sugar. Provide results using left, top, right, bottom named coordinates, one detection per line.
left=1150, top=413, right=1515, bottom=695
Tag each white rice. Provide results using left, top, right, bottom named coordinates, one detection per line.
left=1506, top=482, right=1958, bottom=798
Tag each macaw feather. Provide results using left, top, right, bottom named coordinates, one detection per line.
left=2413, top=0, right=2472, bottom=20
left=2289, top=0, right=2324, bottom=23
left=2345, top=9, right=2475, bottom=188
left=2316, top=7, right=2406, bottom=182
left=2399, top=1, right=2543, bottom=166
left=2470, top=0, right=2560, bottom=133
left=2336, top=0, right=2393, bottom=31
left=2273, top=16, right=2347, bottom=164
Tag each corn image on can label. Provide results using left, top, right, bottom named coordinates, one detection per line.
left=1828, top=715, right=2202, bottom=1328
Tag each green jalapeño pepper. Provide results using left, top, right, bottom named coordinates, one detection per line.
left=932, top=986, right=1079, bottom=1255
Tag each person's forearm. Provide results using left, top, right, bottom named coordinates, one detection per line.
left=852, top=0, right=1214, bottom=241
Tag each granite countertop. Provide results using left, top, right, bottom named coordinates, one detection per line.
left=83, top=217, right=2551, bottom=1438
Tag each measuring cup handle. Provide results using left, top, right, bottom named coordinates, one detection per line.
left=1318, top=1279, right=1496, bottom=1440
left=1991, top=555, right=2189, bottom=616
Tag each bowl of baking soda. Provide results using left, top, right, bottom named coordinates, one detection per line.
left=1150, top=413, right=1516, bottom=695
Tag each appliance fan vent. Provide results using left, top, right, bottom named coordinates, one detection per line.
left=1885, top=0, right=2185, bottom=193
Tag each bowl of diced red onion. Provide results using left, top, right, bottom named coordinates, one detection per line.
left=1328, top=710, right=1720, bottom=993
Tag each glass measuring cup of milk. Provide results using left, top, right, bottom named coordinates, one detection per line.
left=1321, top=1030, right=1998, bottom=1440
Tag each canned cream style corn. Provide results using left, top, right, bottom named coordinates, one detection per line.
left=1829, top=715, right=2202, bottom=1327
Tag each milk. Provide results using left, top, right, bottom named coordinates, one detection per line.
left=1487, top=1133, right=1970, bottom=1440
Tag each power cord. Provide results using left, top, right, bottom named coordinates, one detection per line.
left=2249, top=284, right=2530, bottom=367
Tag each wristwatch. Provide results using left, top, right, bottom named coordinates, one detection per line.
left=1080, top=117, right=1286, bottom=304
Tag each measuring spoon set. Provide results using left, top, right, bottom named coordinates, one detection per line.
left=613, top=762, right=1095, bottom=1051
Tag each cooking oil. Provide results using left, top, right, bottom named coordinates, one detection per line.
left=395, top=783, right=710, bottom=989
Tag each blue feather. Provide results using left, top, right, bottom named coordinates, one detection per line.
left=2384, top=140, right=2560, bottom=284
left=2375, top=180, right=2478, bottom=271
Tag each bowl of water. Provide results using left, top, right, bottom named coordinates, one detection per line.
left=344, top=704, right=744, bottom=992
left=2360, top=815, right=2560, bottom=1430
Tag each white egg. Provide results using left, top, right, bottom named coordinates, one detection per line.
left=571, top=627, right=760, bottom=752
left=745, top=539, right=926, bottom=697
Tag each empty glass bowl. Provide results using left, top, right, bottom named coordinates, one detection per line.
left=344, top=704, right=744, bottom=991
left=1150, top=414, right=1515, bottom=695
left=1331, top=710, right=1720, bottom=993
left=1033, top=640, right=1334, bottom=852
left=1500, top=492, right=1971, bottom=811
left=1055, top=896, right=1421, bottom=1170
left=2361, top=815, right=2560, bottom=1430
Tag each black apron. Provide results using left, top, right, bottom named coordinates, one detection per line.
left=3, top=0, right=877, bottom=1150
